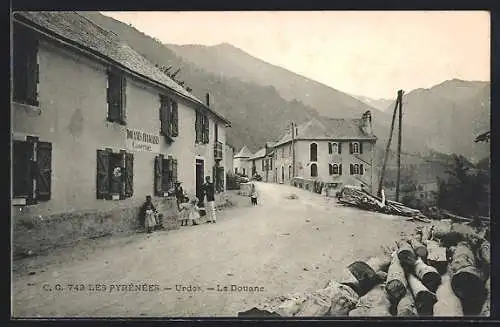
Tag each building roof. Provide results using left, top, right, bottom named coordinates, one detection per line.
left=248, top=148, right=266, bottom=160
left=234, top=145, right=253, bottom=159
left=273, top=116, right=376, bottom=147
left=14, top=11, right=231, bottom=126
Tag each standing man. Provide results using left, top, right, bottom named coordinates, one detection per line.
left=202, top=176, right=217, bottom=223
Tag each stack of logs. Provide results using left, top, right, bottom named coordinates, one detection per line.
left=239, top=221, right=490, bottom=317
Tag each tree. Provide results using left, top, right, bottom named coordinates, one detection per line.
left=436, top=154, right=489, bottom=217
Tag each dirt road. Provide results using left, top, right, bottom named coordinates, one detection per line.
left=12, top=182, right=417, bottom=317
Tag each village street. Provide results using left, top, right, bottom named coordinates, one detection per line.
left=12, top=182, right=417, bottom=318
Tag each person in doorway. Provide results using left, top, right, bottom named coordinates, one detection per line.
left=202, top=176, right=217, bottom=223
left=250, top=182, right=258, bottom=206
left=174, top=181, right=185, bottom=211
left=141, top=195, right=158, bottom=234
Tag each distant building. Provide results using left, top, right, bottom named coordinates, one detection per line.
left=224, top=144, right=235, bottom=176
left=264, top=111, right=377, bottom=193
left=248, top=148, right=266, bottom=178
left=233, top=145, right=252, bottom=176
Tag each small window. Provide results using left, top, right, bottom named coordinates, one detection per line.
left=349, top=163, right=364, bottom=175
left=13, top=137, right=52, bottom=203
left=153, top=155, right=178, bottom=196
left=106, top=70, right=127, bottom=124
left=310, top=163, right=318, bottom=177
left=97, top=149, right=134, bottom=200
left=351, top=142, right=360, bottom=154
left=13, top=24, right=39, bottom=106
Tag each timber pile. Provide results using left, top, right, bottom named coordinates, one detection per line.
left=336, top=186, right=430, bottom=221
left=239, top=220, right=490, bottom=317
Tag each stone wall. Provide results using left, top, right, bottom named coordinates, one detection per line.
left=12, top=197, right=180, bottom=259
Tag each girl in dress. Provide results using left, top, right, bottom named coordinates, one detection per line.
left=188, top=197, right=201, bottom=225
left=179, top=196, right=190, bottom=226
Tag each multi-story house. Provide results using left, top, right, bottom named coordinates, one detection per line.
left=232, top=145, right=252, bottom=176
left=11, top=11, right=230, bottom=255
left=267, top=111, right=377, bottom=193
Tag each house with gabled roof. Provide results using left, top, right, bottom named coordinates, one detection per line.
left=265, top=111, right=377, bottom=193
left=11, top=11, right=230, bottom=254
left=233, top=145, right=253, bottom=176
left=248, top=147, right=266, bottom=178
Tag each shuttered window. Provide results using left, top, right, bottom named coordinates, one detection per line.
left=13, top=24, right=39, bottom=106
left=96, top=149, right=133, bottom=200
left=350, top=142, right=362, bottom=154
left=160, top=95, right=179, bottom=139
left=106, top=70, right=126, bottom=124
left=195, top=110, right=209, bottom=144
left=349, top=163, right=363, bottom=175
left=154, top=155, right=178, bottom=196
left=13, top=137, right=52, bottom=203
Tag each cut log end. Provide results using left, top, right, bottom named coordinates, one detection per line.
left=414, top=291, right=437, bottom=316
left=451, top=268, right=485, bottom=301
left=422, top=271, right=442, bottom=293
left=385, top=280, right=406, bottom=303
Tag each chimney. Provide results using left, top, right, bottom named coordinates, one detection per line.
left=361, top=110, right=372, bottom=135
left=206, top=92, right=210, bottom=107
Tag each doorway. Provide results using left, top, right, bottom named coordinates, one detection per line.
left=281, top=166, right=284, bottom=184
left=195, top=159, right=204, bottom=200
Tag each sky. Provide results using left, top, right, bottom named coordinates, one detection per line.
left=102, top=11, right=490, bottom=99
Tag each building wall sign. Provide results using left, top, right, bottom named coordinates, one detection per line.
left=126, top=128, right=160, bottom=153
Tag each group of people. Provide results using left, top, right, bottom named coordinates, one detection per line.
left=140, top=176, right=218, bottom=233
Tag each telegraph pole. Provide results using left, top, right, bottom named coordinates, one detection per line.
left=395, top=90, right=404, bottom=202
left=377, top=90, right=402, bottom=197
left=291, top=121, right=296, bottom=178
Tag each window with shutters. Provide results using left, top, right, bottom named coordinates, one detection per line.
left=159, top=95, right=178, bottom=140
left=153, top=155, right=178, bottom=197
left=329, top=163, right=341, bottom=175
left=329, top=142, right=340, bottom=155
left=349, top=163, right=364, bottom=175
left=13, top=24, right=39, bottom=106
left=195, top=110, right=209, bottom=144
left=96, top=149, right=134, bottom=200
left=106, top=70, right=126, bottom=124
left=12, top=137, right=52, bottom=203
left=350, top=142, right=361, bottom=154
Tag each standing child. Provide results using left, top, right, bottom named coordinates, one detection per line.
left=188, top=197, right=201, bottom=225
left=250, top=182, right=258, bottom=206
left=179, top=196, right=190, bottom=226
left=141, top=195, right=158, bottom=233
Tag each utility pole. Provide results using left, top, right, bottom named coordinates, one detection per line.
left=377, top=90, right=402, bottom=197
left=291, top=121, right=296, bottom=178
left=395, top=90, right=404, bottom=202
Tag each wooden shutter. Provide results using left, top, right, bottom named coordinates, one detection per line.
left=339, top=164, right=343, bottom=175
left=203, top=115, right=209, bottom=143
left=162, top=157, right=172, bottom=192
left=195, top=110, right=201, bottom=143
left=172, top=158, right=178, bottom=183
left=171, top=100, right=179, bottom=137
left=154, top=155, right=163, bottom=196
left=96, top=149, right=111, bottom=199
left=125, top=152, right=134, bottom=197
left=159, top=97, right=168, bottom=136
left=349, top=164, right=354, bottom=175
left=349, top=142, right=353, bottom=154
left=214, top=123, right=218, bottom=142
left=328, top=142, right=332, bottom=154
left=107, top=71, right=121, bottom=122
left=120, top=76, right=127, bottom=123
left=25, top=37, right=39, bottom=106
left=13, top=140, right=33, bottom=198
left=338, top=143, right=342, bottom=154
left=360, top=164, right=364, bottom=175
left=359, top=142, right=363, bottom=154
left=35, top=141, right=52, bottom=201
left=328, top=164, right=332, bottom=175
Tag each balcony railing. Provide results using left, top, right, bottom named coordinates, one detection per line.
left=214, top=141, right=223, bottom=160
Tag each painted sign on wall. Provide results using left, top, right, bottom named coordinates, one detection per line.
left=125, top=128, right=160, bottom=153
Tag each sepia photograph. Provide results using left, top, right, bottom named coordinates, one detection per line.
left=10, top=10, right=491, bottom=318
